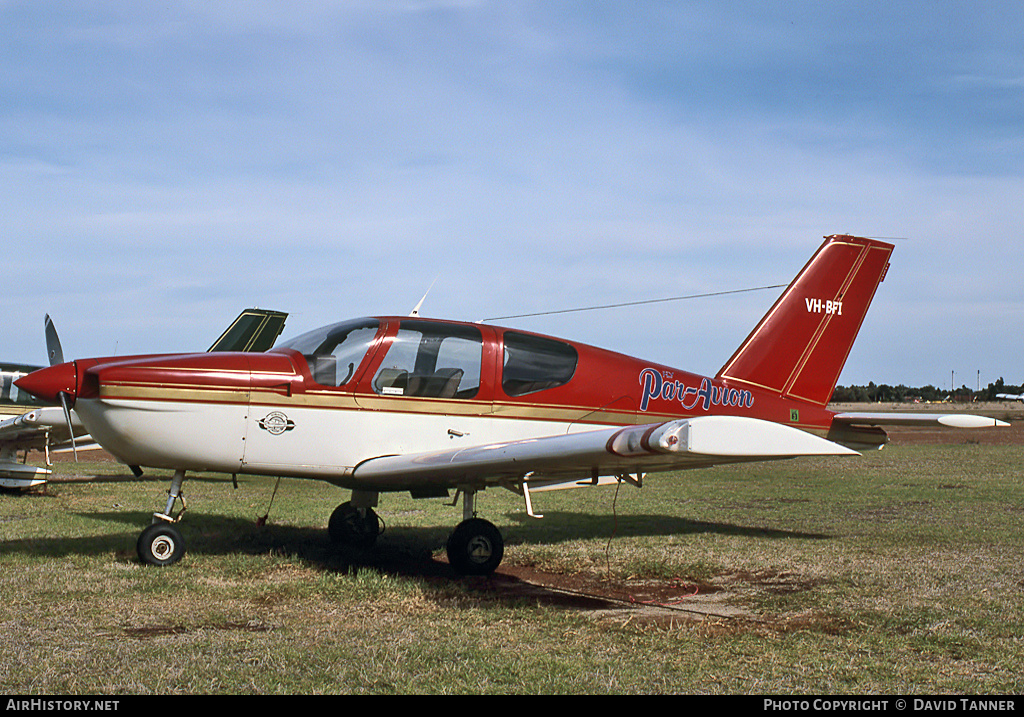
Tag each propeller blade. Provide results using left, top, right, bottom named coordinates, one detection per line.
left=58, top=391, right=79, bottom=462
left=44, top=314, right=65, bottom=366
left=41, top=314, right=78, bottom=461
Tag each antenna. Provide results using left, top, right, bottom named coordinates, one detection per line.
left=410, top=276, right=439, bottom=317
left=483, top=284, right=787, bottom=322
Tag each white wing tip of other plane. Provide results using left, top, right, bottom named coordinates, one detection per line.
left=937, top=414, right=1010, bottom=428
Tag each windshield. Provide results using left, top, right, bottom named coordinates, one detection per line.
left=275, top=318, right=380, bottom=387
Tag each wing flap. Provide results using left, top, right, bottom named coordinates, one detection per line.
left=350, top=416, right=858, bottom=491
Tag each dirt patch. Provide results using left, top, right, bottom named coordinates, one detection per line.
left=884, top=422, right=1022, bottom=446
left=495, top=564, right=739, bottom=620
left=469, top=564, right=864, bottom=636
left=444, top=562, right=842, bottom=631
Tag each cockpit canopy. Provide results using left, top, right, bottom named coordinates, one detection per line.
left=274, top=317, right=578, bottom=400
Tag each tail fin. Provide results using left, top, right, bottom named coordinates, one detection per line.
left=716, top=235, right=893, bottom=406
left=208, top=308, right=289, bottom=353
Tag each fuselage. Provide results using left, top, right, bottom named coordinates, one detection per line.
left=17, top=315, right=844, bottom=488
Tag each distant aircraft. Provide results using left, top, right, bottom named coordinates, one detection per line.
left=0, top=309, right=287, bottom=491
left=996, top=393, right=1024, bottom=402
left=2, top=363, right=53, bottom=416
left=13, top=236, right=1007, bottom=573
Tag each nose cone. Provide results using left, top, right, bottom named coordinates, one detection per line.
left=14, top=361, right=78, bottom=404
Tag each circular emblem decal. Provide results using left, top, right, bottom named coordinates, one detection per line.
left=258, top=411, right=295, bottom=435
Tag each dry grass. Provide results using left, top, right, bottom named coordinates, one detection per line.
left=2, top=438, right=1023, bottom=694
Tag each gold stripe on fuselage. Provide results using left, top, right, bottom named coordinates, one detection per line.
left=100, top=381, right=640, bottom=427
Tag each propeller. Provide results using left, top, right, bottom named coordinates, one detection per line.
left=45, top=314, right=64, bottom=366
left=43, top=314, right=78, bottom=461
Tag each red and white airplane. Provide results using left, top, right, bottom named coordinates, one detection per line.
left=13, top=235, right=1006, bottom=574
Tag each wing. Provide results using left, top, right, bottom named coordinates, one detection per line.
left=0, top=407, right=95, bottom=456
left=0, top=408, right=84, bottom=489
left=832, top=412, right=1009, bottom=429
left=349, top=415, right=858, bottom=492
left=0, top=407, right=79, bottom=447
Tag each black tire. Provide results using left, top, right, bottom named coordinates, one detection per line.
left=137, top=523, right=186, bottom=567
left=446, top=518, right=504, bottom=576
left=328, top=502, right=381, bottom=548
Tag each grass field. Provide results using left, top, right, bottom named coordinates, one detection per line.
left=1, top=438, right=1022, bottom=694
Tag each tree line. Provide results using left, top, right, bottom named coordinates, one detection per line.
left=832, top=378, right=1022, bottom=403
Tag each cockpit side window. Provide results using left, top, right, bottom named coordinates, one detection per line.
left=502, top=332, right=578, bottom=397
left=373, top=321, right=482, bottom=399
left=276, top=319, right=380, bottom=387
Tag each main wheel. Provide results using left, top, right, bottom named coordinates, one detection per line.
left=446, top=518, right=504, bottom=576
left=328, top=502, right=381, bottom=548
left=137, top=523, right=186, bottom=567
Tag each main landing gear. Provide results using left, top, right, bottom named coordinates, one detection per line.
left=445, top=489, right=503, bottom=576
left=135, top=473, right=507, bottom=575
left=137, top=469, right=187, bottom=567
left=328, top=492, right=383, bottom=549
left=327, top=487, right=505, bottom=576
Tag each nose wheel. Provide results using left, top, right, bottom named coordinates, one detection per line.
left=137, top=523, right=185, bottom=566
left=138, top=469, right=188, bottom=567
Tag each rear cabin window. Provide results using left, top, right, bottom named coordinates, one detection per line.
left=373, top=321, right=482, bottom=399
left=502, top=332, right=578, bottom=397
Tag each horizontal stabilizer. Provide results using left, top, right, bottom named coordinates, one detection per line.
left=833, top=412, right=1009, bottom=429
left=0, top=461, right=51, bottom=490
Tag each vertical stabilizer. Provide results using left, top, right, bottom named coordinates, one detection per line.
left=208, top=309, right=288, bottom=353
left=716, top=235, right=893, bottom=406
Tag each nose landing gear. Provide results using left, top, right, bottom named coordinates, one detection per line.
left=137, top=522, right=185, bottom=566
left=138, top=469, right=187, bottom=567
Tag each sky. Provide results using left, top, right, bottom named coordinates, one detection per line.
left=3, top=1, right=1022, bottom=390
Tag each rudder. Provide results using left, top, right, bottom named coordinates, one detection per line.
left=716, top=235, right=893, bottom=406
